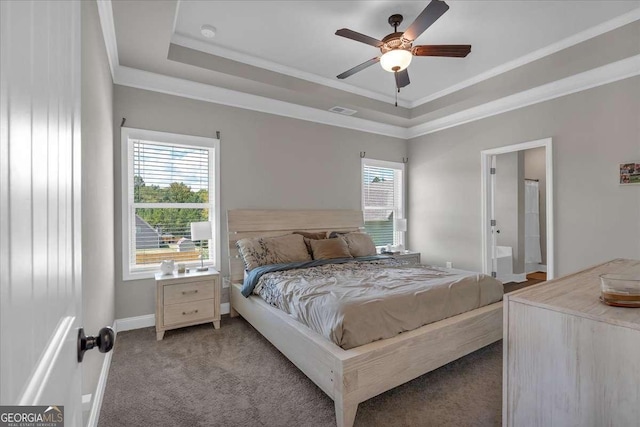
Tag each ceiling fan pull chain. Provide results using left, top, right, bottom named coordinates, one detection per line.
left=335, top=1, right=471, bottom=104
left=395, top=84, right=398, bottom=107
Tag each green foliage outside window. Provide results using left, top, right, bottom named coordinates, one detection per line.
left=134, top=176, right=209, bottom=237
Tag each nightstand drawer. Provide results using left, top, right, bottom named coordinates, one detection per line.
left=163, top=299, right=215, bottom=326
left=164, top=280, right=214, bottom=305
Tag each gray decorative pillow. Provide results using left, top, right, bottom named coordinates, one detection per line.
left=236, top=233, right=311, bottom=271
left=342, top=232, right=377, bottom=257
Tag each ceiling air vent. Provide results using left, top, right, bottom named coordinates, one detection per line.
left=329, top=106, right=357, bottom=116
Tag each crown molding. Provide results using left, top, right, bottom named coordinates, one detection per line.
left=408, top=7, right=640, bottom=108
left=406, top=54, right=640, bottom=139
left=113, top=52, right=639, bottom=142
left=170, top=33, right=412, bottom=108
left=113, top=66, right=409, bottom=139
left=96, top=0, right=118, bottom=79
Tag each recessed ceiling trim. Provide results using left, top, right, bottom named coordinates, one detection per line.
left=408, top=7, right=640, bottom=108
left=114, top=66, right=409, bottom=139
left=96, top=0, right=118, bottom=79
left=171, top=0, right=182, bottom=35
left=170, top=32, right=412, bottom=108
left=407, top=54, right=640, bottom=138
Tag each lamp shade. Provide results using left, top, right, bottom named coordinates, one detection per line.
left=380, top=49, right=412, bottom=72
left=394, top=218, right=407, bottom=232
left=190, top=221, right=212, bottom=241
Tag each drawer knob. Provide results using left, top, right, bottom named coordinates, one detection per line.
left=183, top=309, right=199, bottom=315
left=182, top=290, right=198, bottom=295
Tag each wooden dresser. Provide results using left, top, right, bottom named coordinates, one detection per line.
left=155, top=269, right=221, bottom=340
left=503, top=259, right=640, bottom=426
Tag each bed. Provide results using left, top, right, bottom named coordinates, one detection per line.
left=228, top=209, right=503, bottom=427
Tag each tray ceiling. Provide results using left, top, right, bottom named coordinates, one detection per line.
left=172, top=1, right=640, bottom=104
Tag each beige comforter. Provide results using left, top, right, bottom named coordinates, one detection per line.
left=254, top=258, right=503, bottom=349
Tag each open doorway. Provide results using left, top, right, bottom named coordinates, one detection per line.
left=481, top=138, right=554, bottom=286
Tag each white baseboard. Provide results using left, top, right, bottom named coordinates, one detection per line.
left=526, top=263, right=547, bottom=274
left=499, top=273, right=527, bottom=284
left=114, top=303, right=231, bottom=333
left=113, top=314, right=155, bottom=333
left=86, top=326, right=115, bottom=427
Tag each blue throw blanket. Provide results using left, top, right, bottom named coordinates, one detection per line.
left=241, top=255, right=389, bottom=297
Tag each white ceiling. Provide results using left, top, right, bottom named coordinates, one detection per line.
left=172, top=1, right=640, bottom=104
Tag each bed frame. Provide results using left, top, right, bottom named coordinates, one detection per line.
left=227, top=209, right=502, bottom=427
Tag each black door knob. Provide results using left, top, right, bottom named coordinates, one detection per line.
left=77, top=327, right=115, bottom=363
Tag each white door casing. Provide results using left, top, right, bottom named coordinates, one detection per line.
left=480, top=138, right=555, bottom=281
left=0, top=0, right=83, bottom=424
left=489, top=155, right=498, bottom=277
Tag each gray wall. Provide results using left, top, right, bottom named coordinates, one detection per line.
left=113, top=86, right=407, bottom=319
left=495, top=152, right=525, bottom=274
left=524, top=147, right=547, bottom=266
left=408, top=76, right=640, bottom=277
left=81, top=1, right=115, bottom=397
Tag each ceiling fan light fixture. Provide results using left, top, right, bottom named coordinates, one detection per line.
left=380, top=49, right=412, bottom=73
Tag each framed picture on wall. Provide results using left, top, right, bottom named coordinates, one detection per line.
left=620, top=162, right=640, bottom=185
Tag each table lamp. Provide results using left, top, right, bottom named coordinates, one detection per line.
left=190, top=221, right=211, bottom=272
left=394, top=218, right=407, bottom=251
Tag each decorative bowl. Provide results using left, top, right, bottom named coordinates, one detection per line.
left=600, top=274, right=640, bottom=307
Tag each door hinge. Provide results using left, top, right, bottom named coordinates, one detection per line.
left=491, top=271, right=497, bottom=278
left=490, top=219, right=496, bottom=226
left=490, top=167, right=496, bottom=175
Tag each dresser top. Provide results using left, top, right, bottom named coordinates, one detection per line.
left=508, top=259, right=640, bottom=330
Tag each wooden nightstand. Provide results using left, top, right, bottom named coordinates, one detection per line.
left=155, top=269, right=221, bottom=341
left=386, top=251, right=421, bottom=265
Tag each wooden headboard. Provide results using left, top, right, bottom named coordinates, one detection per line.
left=226, top=209, right=363, bottom=283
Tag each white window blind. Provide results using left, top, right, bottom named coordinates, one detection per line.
left=121, top=128, right=219, bottom=280
left=362, top=160, right=405, bottom=247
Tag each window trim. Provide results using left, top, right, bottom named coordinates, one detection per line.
left=361, top=158, right=406, bottom=248
left=121, top=127, right=221, bottom=281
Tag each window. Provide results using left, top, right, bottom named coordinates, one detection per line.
left=361, top=159, right=405, bottom=248
left=121, top=128, right=220, bottom=280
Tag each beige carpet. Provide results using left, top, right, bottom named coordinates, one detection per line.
left=99, top=317, right=502, bottom=427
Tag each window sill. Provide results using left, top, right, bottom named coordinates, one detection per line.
left=123, top=263, right=217, bottom=282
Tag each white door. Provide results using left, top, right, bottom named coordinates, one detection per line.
left=1, top=1, right=83, bottom=424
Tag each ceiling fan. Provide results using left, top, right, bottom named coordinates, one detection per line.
left=335, top=0, right=471, bottom=103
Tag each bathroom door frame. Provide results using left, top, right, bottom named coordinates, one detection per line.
left=481, top=138, right=555, bottom=280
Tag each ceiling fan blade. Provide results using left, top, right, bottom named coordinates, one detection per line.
left=403, top=0, right=450, bottom=42
left=395, top=69, right=410, bottom=89
left=336, top=57, right=380, bottom=79
left=335, top=28, right=383, bottom=47
left=413, top=44, right=471, bottom=57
